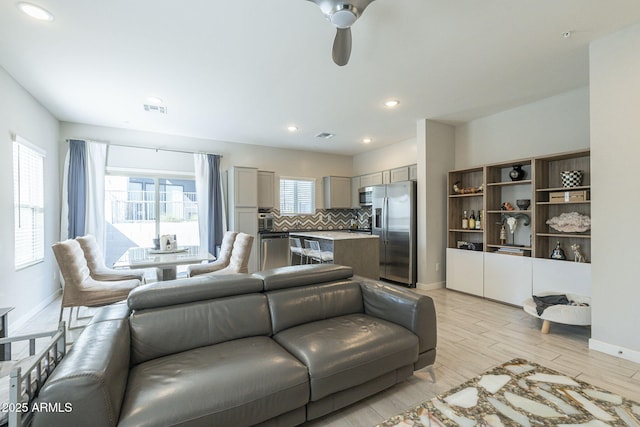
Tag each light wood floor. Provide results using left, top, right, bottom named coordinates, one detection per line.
left=4, top=287, right=640, bottom=427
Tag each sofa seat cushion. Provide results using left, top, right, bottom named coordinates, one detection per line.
left=117, top=336, right=309, bottom=427
left=273, top=313, right=419, bottom=401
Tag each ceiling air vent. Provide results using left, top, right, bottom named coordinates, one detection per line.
left=143, top=104, right=168, bottom=114
left=315, top=132, right=335, bottom=139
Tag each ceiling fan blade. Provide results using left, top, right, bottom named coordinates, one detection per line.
left=332, top=27, right=352, bottom=66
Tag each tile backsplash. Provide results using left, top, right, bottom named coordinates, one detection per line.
left=267, top=208, right=372, bottom=231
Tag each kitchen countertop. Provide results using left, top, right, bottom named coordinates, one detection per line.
left=289, top=231, right=378, bottom=241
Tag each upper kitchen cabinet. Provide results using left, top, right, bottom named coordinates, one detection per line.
left=360, top=172, right=383, bottom=187
left=390, top=166, right=410, bottom=183
left=258, top=170, right=275, bottom=209
left=351, top=176, right=361, bottom=209
left=409, top=164, right=417, bottom=181
left=323, top=176, right=351, bottom=209
left=382, top=170, right=390, bottom=184
left=229, top=167, right=258, bottom=207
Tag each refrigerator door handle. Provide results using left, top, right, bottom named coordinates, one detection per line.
left=384, top=196, right=389, bottom=245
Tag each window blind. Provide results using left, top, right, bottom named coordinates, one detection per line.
left=13, top=137, right=45, bottom=269
left=280, top=177, right=315, bottom=215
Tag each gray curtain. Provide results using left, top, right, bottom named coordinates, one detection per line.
left=206, top=154, right=223, bottom=255
left=67, top=139, right=87, bottom=239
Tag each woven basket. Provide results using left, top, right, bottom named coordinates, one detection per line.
left=561, top=170, right=582, bottom=187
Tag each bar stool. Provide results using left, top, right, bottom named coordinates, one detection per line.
left=304, top=240, right=334, bottom=264
left=289, top=237, right=308, bottom=265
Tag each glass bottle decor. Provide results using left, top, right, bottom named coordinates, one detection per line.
left=509, top=164, right=525, bottom=181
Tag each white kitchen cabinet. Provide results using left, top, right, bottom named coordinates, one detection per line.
left=229, top=167, right=258, bottom=207
left=360, top=172, right=383, bottom=187
left=228, top=166, right=259, bottom=273
left=351, top=176, right=361, bottom=208
left=390, top=166, right=409, bottom=183
left=532, top=258, right=591, bottom=296
left=446, top=248, right=484, bottom=296
left=409, top=164, right=417, bottom=180
left=382, top=170, right=390, bottom=184
left=483, top=252, right=532, bottom=306
left=323, top=176, right=351, bottom=209
left=258, top=170, right=275, bottom=209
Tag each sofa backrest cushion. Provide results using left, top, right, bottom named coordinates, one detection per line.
left=130, top=294, right=272, bottom=365
left=266, top=281, right=363, bottom=334
left=253, top=264, right=353, bottom=291
left=89, top=301, right=131, bottom=325
left=127, top=274, right=264, bottom=310
left=32, top=319, right=130, bottom=427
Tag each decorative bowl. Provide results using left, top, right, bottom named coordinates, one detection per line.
left=516, top=199, right=531, bottom=210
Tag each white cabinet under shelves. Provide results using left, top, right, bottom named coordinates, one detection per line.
left=258, top=171, right=275, bottom=209
left=483, top=252, right=532, bottom=306
left=532, top=258, right=591, bottom=296
left=446, top=248, right=484, bottom=296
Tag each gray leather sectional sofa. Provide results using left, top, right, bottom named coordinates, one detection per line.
left=32, top=264, right=437, bottom=427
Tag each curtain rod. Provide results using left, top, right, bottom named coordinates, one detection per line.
left=64, top=139, right=222, bottom=157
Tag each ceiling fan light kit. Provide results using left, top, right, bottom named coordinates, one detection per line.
left=308, top=0, right=375, bottom=66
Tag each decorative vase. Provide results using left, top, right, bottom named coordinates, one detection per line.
left=550, top=241, right=566, bottom=260
left=561, top=170, right=582, bottom=188
left=516, top=199, right=531, bottom=210
left=509, top=165, right=525, bottom=181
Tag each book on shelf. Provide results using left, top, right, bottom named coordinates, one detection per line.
left=497, top=247, right=524, bottom=256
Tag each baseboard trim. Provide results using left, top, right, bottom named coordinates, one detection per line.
left=589, top=338, right=640, bottom=364
left=11, top=288, right=61, bottom=332
left=417, top=281, right=445, bottom=291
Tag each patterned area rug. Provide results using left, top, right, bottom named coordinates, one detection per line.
left=378, top=359, right=640, bottom=426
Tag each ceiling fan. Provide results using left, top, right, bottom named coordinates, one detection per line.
left=307, top=0, right=376, bottom=66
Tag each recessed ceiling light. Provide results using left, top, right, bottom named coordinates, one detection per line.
left=146, top=96, right=163, bottom=105
left=17, top=2, right=54, bottom=21
left=362, top=138, right=372, bottom=144
left=287, top=125, right=298, bottom=132
left=384, top=100, right=400, bottom=108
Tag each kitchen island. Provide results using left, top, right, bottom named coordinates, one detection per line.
left=289, top=231, right=379, bottom=279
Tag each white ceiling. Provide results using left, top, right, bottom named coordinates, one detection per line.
left=2, top=1, right=640, bottom=156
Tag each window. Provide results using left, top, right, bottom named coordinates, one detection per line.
left=280, top=177, right=315, bottom=215
left=104, top=175, right=199, bottom=266
left=13, top=136, right=45, bottom=269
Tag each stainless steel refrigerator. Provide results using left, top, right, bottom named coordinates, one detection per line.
left=371, top=181, right=417, bottom=287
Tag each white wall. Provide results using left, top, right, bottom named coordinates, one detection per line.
left=589, top=22, right=640, bottom=362
left=417, top=120, right=455, bottom=289
left=59, top=123, right=354, bottom=210
left=455, top=87, right=590, bottom=168
left=0, top=66, right=61, bottom=327
left=352, top=137, right=417, bottom=176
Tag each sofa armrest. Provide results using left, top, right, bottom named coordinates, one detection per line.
left=359, top=280, right=436, bottom=364
left=32, top=319, right=130, bottom=427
